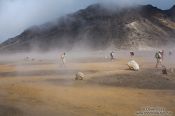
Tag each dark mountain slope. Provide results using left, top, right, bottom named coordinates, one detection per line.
left=1, top=4, right=175, bottom=52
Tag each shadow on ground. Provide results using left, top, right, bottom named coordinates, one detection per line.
left=0, top=105, right=23, bottom=116
left=87, top=68, right=175, bottom=90
left=0, top=69, right=98, bottom=77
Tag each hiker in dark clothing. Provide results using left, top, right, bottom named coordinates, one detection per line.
left=130, top=51, right=135, bottom=58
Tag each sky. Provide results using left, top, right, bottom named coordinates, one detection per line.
left=0, top=0, right=174, bottom=42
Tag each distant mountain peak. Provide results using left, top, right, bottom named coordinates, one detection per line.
left=171, top=5, right=175, bottom=9
left=86, top=3, right=102, bottom=10
left=142, top=4, right=162, bottom=12
left=167, top=5, right=175, bottom=17
left=170, top=5, right=175, bottom=11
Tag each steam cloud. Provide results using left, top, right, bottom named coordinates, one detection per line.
left=0, top=0, right=174, bottom=42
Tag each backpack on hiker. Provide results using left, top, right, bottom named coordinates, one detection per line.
left=155, top=52, right=161, bottom=59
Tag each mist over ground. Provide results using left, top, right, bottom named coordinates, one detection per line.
left=0, top=48, right=175, bottom=69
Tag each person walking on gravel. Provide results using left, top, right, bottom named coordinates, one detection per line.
left=155, top=51, right=163, bottom=68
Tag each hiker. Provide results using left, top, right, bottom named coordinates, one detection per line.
left=110, top=51, right=115, bottom=61
left=155, top=51, right=163, bottom=68
left=61, top=52, right=66, bottom=65
left=130, top=51, right=135, bottom=58
left=160, top=50, right=164, bottom=60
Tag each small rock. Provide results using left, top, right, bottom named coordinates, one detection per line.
left=162, top=67, right=168, bottom=75
left=75, top=72, right=85, bottom=80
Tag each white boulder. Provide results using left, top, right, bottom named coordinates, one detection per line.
left=75, top=72, right=85, bottom=80
left=128, top=60, right=140, bottom=71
